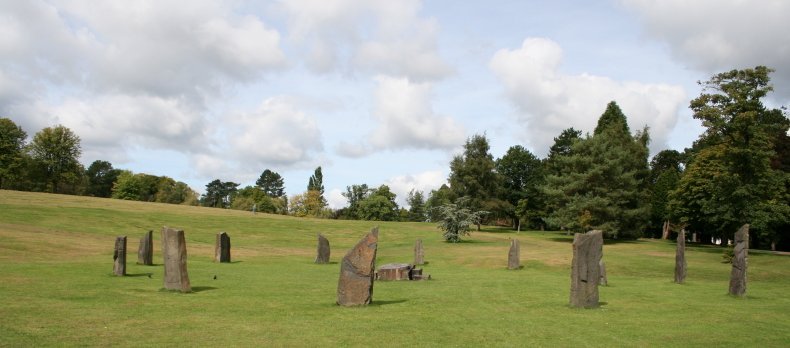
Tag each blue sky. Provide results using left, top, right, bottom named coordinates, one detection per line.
left=3, top=0, right=788, bottom=208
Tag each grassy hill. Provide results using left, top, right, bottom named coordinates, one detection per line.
left=1, top=190, right=789, bottom=346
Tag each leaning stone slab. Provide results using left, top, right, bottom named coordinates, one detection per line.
left=414, top=239, right=424, bottom=265
left=337, top=227, right=379, bottom=306
left=508, top=239, right=520, bottom=270
left=675, top=229, right=686, bottom=284
left=137, top=230, right=153, bottom=265
left=113, top=236, right=127, bottom=276
left=161, top=227, right=191, bottom=292
left=569, top=230, right=603, bottom=308
left=215, top=232, right=231, bottom=263
left=728, top=224, right=749, bottom=296
left=315, top=233, right=330, bottom=264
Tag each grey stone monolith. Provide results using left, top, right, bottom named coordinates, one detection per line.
left=161, top=227, right=191, bottom=292
left=137, top=230, right=153, bottom=265
left=113, top=236, right=127, bottom=276
left=507, top=239, right=520, bottom=270
left=728, top=224, right=749, bottom=296
left=675, top=229, right=686, bottom=284
left=315, top=233, right=330, bottom=264
left=336, top=227, right=379, bottom=306
left=414, top=239, right=424, bottom=265
left=569, top=230, right=603, bottom=308
left=215, top=232, right=231, bottom=263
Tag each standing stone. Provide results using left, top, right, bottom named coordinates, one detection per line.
left=674, top=229, right=686, bottom=284
left=599, top=260, right=608, bottom=286
left=215, top=232, right=231, bottom=263
left=569, top=230, right=603, bottom=308
left=414, top=239, right=424, bottom=265
left=113, top=236, right=127, bottom=276
left=507, top=239, right=520, bottom=270
left=336, top=227, right=379, bottom=306
left=137, top=230, right=153, bottom=265
left=161, top=227, right=191, bottom=292
left=315, top=234, right=330, bottom=264
left=377, top=263, right=412, bottom=280
left=728, top=224, right=749, bottom=296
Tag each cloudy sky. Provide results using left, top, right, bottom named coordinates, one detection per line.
left=3, top=0, right=788, bottom=208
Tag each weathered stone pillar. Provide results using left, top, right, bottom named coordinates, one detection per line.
left=728, top=224, right=749, bottom=296
left=215, top=232, right=231, bottom=263
left=414, top=239, right=424, bottom=265
left=675, top=229, right=686, bottom=284
left=315, top=233, right=330, bottom=264
left=569, top=230, right=603, bottom=308
left=507, top=239, right=520, bottom=270
left=113, top=236, right=127, bottom=276
left=137, top=230, right=153, bottom=265
left=161, top=227, right=191, bottom=292
left=599, top=260, right=608, bottom=286
left=337, top=227, right=378, bottom=306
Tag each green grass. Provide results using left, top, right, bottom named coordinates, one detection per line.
left=1, top=190, right=789, bottom=347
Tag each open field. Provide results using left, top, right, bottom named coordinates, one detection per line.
left=1, top=190, right=789, bottom=347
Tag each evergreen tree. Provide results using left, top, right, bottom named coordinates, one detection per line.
left=647, top=150, right=683, bottom=238
left=543, top=102, right=651, bottom=238
left=307, top=166, right=326, bottom=208
left=594, top=101, right=630, bottom=135
left=496, top=145, right=546, bottom=230
left=545, top=127, right=582, bottom=176
left=201, top=179, right=239, bottom=208
left=256, top=169, right=285, bottom=197
left=85, top=160, right=121, bottom=198
left=406, top=189, right=427, bottom=222
left=425, top=184, right=456, bottom=222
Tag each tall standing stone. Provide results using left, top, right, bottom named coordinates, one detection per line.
left=728, top=224, right=749, bottom=296
left=674, top=229, right=686, bottom=284
left=113, top=236, right=127, bottom=276
left=336, top=227, right=379, bottom=306
left=215, top=232, right=231, bottom=263
left=507, top=239, right=520, bottom=270
left=161, top=227, right=191, bottom=292
left=599, top=260, right=608, bottom=286
left=137, top=230, right=153, bottom=265
left=315, top=234, right=330, bottom=264
left=569, top=230, right=603, bottom=308
left=414, top=239, right=424, bottom=265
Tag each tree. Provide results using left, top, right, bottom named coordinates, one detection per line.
left=448, top=134, right=501, bottom=229
left=669, top=66, right=789, bottom=247
left=594, top=101, right=630, bottom=135
left=544, top=128, right=582, bottom=176
left=356, top=185, right=399, bottom=221
left=256, top=169, right=285, bottom=197
left=435, top=198, right=488, bottom=243
left=425, top=184, right=456, bottom=222
left=648, top=150, right=683, bottom=238
left=341, top=184, right=371, bottom=219
left=543, top=101, right=651, bottom=238
left=85, top=160, right=121, bottom=197
left=111, top=171, right=142, bottom=200
left=406, top=189, right=427, bottom=222
left=307, top=166, right=326, bottom=208
left=289, top=190, right=328, bottom=217
left=496, top=145, right=546, bottom=230
left=201, top=179, right=239, bottom=208
left=0, top=118, right=28, bottom=189
left=27, top=125, right=82, bottom=193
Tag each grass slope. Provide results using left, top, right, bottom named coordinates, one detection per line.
left=1, top=190, right=789, bottom=347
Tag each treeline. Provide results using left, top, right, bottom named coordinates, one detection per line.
left=0, top=122, right=199, bottom=204
left=1, top=67, right=787, bottom=250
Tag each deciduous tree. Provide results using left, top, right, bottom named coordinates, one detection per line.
left=28, top=125, right=82, bottom=193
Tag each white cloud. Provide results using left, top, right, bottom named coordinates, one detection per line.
left=368, top=75, right=466, bottom=151
left=227, top=97, right=323, bottom=167
left=384, top=169, right=446, bottom=208
left=489, top=37, right=686, bottom=154
left=280, top=0, right=452, bottom=81
left=327, top=188, right=346, bottom=210
left=621, top=0, right=790, bottom=100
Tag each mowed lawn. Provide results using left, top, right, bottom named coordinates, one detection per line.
left=1, top=190, right=789, bottom=347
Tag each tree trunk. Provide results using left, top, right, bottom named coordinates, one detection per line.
left=661, top=220, right=670, bottom=239
left=477, top=223, right=481, bottom=231
left=517, top=220, right=521, bottom=233
left=771, top=241, right=776, bottom=251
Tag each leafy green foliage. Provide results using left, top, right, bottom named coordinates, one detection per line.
left=255, top=169, right=285, bottom=197
left=27, top=125, right=82, bottom=193
left=594, top=101, right=630, bottom=135
left=435, top=198, right=487, bottom=242
left=85, top=160, right=121, bottom=198
left=307, top=166, right=326, bottom=208
left=425, top=184, right=455, bottom=222
left=0, top=118, right=28, bottom=189
left=406, top=189, right=427, bottom=222
left=543, top=102, right=650, bottom=238
left=356, top=185, right=399, bottom=221
left=340, top=184, right=370, bottom=219
left=496, top=145, right=546, bottom=229
left=647, top=150, right=683, bottom=237
left=201, top=179, right=239, bottom=208
left=669, top=66, right=789, bottom=246
left=232, top=185, right=286, bottom=214
left=448, top=134, right=501, bottom=226
left=544, top=127, right=582, bottom=176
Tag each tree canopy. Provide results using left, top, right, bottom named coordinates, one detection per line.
left=256, top=169, right=285, bottom=197
left=27, top=125, right=82, bottom=193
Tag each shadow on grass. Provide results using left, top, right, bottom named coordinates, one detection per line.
left=135, top=263, right=161, bottom=266
left=191, top=286, right=218, bottom=293
left=229, top=261, right=244, bottom=264
left=448, top=239, right=495, bottom=245
left=369, top=299, right=407, bottom=306
left=315, top=261, right=339, bottom=265
left=545, top=236, right=645, bottom=245
left=125, top=272, right=154, bottom=278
